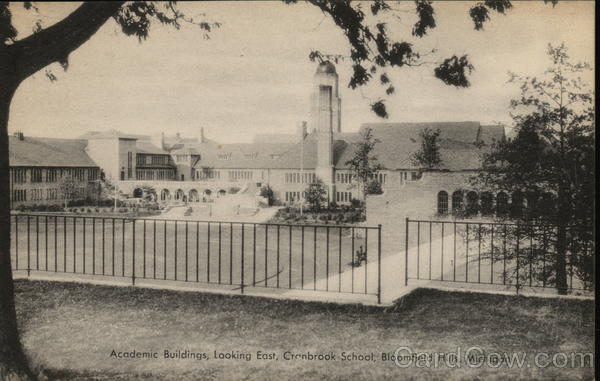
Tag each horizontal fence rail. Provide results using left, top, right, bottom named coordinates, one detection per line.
left=404, top=218, right=593, bottom=292
left=10, top=214, right=383, bottom=303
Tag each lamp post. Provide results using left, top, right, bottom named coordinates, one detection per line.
left=300, top=130, right=304, bottom=217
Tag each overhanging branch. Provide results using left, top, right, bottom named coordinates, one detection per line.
left=12, top=1, right=125, bottom=81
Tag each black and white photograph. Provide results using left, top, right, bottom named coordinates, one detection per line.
left=0, top=1, right=595, bottom=380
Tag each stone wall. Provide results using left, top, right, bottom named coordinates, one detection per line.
left=366, top=171, right=478, bottom=228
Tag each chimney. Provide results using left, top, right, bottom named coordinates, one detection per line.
left=296, top=121, right=307, bottom=142
left=200, top=126, right=205, bottom=143
left=14, top=132, right=24, bottom=140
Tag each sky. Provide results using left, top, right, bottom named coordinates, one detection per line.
left=8, top=1, right=595, bottom=143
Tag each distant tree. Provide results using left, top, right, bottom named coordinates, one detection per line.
left=99, top=178, right=122, bottom=209
left=473, top=44, right=594, bottom=294
left=411, top=128, right=442, bottom=170
left=259, top=185, right=274, bottom=206
left=345, top=128, right=383, bottom=200
left=365, top=180, right=383, bottom=195
left=305, top=179, right=327, bottom=212
left=57, top=175, right=78, bottom=209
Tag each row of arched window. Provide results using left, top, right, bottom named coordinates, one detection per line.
left=437, top=190, right=535, bottom=218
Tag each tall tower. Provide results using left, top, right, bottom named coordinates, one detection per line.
left=310, top=61, right=341, bottom=200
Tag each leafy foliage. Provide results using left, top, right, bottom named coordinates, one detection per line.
left=305, top=178, right=327, bottom=212
left=434, top=55, right=474, bottom=87
left=364, top=180, right=383, bottom=195
left=469, top=0, right=513, bottom=30
left=473, top=44, right=594, bottom=293
left=259, top=185, right=274, bottom=206
left=411, top=128, right=442, bottom=170
left=58, top=175, right=79, bottom=208
left=413, top=0, right=436, bottom=37
left=345, top=128, right=384, bottom=199
left=2, top=0, right=537, bottom=118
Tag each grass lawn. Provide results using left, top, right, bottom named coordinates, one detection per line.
left=14, top=280, right=593, bottom=381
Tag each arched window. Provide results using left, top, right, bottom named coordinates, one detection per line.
left=189, top=189, right=199, bottom=202
left=452, top=190, right=464, bottom=215
left=466, top=191, right=479, bottom=217
left=496, top=192, right=509, bottom=217
left=133, top=188, right=143, bottom=198
left=160, top=189, right=170, bottom=201
left=510, top=191, right=524, bottom=219
left=480, top=192, right=494, bottom=216
left=437, top=191, right=448, bottom=215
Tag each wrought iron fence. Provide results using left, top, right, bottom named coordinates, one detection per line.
left=404, top=218, right=593, bottom=292
left=10, top=214, right=383, bottom=303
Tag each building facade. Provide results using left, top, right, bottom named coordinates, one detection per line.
left=9, top=61, right=505, bottom=213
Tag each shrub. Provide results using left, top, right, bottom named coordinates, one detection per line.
left=259, top=186, right=274, bottom=206
left=350, top=246, right=367, bottom=267
left=47, top=204, right=62, bottom=212
left=365, top=180, right=383, bottom=195
left=350, top=198, right=363, bottom=209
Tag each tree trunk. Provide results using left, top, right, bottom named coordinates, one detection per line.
left=0, top=66, right=37, bottom=380
left=555, top=184, right=570, bottom=295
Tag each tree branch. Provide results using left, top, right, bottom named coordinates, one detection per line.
left=12, top=1, right=125, bottom=81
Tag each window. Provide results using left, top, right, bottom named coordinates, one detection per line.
left=31, top=189, right=43, bottom=201
left=46, top=169, right=58, bottom=183
left=452, top=191, right=464, bottom=214
left=12, top=189, right=26, bottom=202
left=46, top=188, right=58, bottom=200
left=88, top=168, right=99, bottom=181
left=496, top=192, right=509, bottom=217
left=466, top=191, right=479, bottom=217
left=127, top=152, right=133, bottom=178
left=229, top=171, right=252, bottom=182
left=437, top=191, right=448, bottom=215
left=11, top=168, right=26, bottom=184
left=217, top=153, right=231, bottom=160
left=510, top=191, right=524, bottom=219
left=480, top=192, right=494, bottom=216
left=285, top=172, right=315, bottom=184
left=31, top=168, right=42, bottom=183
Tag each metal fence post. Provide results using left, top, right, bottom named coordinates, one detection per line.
left=377, top=224, right=382, bottom=304
left=132, top=218, right=136, bottom=286
left=404, top=217, right=409, bottom=286
left=241, top=223, right=245, bottom=294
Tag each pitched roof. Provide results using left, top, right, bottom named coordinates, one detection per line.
left=79, top=129, right=143, bottom=140
left=9, top=136, right=98, bottom=167
left=333, top=122, right=502, bottom=171
left=252, top=133, right=300, bottom=144
left=136, top=141, right=170, bottom=155
left=190, top=141, right=295, bottom=169
left=478, top=124, right=506, bottom=145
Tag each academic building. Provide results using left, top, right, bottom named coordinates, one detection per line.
left=8, top=61, right=505, bottom=218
